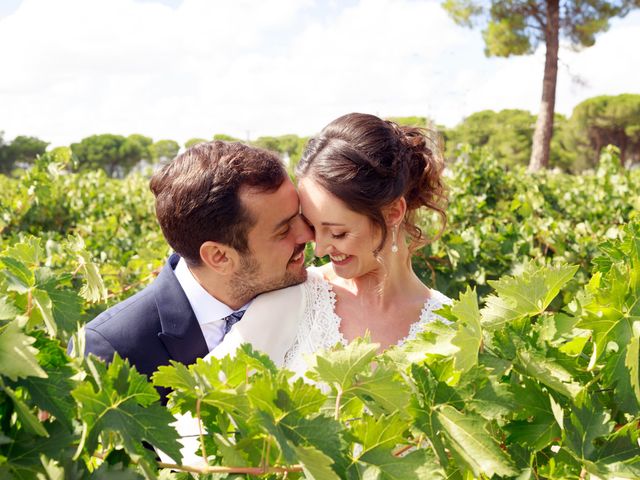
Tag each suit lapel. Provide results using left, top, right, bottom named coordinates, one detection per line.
left=155, top=254, right=209, bottom=365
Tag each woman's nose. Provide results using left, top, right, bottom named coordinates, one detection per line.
left=293, top=215, right=314, bottom=244
left=313, top=234, right=329, bottom=258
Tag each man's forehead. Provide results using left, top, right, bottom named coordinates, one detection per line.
left=240, top=180, right=299, bottom=225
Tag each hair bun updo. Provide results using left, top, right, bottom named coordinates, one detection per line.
left=296, top=113, right=447, bottom=253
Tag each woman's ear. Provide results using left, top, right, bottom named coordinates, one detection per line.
left=383, top=197, right=407, bottom=226
left=199, top=241, right=238, bottom=275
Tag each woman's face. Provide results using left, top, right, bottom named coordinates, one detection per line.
left=298, top=177, right=382, bottom=279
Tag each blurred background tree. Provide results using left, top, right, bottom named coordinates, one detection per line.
left=71, top=133, right=152, bottom=177
left=563, top=93, right=640, bottom=169
left=184, top=137, right=208, bottom=148
left=442, top=0, right=640, bottom=172
left=150, top=139, right=180, bottom=163
left=0, top=132, right=48, bottom=175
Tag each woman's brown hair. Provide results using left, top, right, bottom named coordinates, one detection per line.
left=296, top=113, right=447, bottom=254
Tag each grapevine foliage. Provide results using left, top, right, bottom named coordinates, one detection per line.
left=0, top=147, right=639, bottom=478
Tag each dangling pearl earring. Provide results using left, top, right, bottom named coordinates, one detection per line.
left=391, top=225, right=398, bottom=253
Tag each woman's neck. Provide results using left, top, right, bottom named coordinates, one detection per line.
left=328, top=246, right=428, bottom=310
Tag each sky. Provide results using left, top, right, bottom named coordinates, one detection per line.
left=1, top=0, right=639, bottom=147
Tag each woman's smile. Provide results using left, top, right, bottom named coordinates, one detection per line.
left=329, top=253, right=352, bottom=265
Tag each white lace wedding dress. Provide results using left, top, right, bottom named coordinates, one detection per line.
left=282, top=267, right=451, bottom=376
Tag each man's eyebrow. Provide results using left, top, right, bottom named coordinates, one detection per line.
left=274, top=211, right=299, bottom=231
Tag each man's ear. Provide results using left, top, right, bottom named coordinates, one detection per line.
left=199, top=241, right=238, bottom=275
left=383, top=197, right=407, bottom=226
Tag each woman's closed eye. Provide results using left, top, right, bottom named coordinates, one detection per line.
left=331, top=232, right=347, bottom=239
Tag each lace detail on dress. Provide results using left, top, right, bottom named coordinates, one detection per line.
left=283, top=268, right=452, bottom=375
left=397, top=290, right=452, bottom=346
left=283, top=269, right=346, bottom=374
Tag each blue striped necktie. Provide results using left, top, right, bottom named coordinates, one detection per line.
left=223, top=310, right=245, bottom=334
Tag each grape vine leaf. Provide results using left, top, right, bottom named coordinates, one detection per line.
left=350, top=364, right=411, bottom=416
left=309, top=340, right=379, bottom=390
left=30, top=288, right=56, bottom=337
left=564, top=399, right=613, bottom=460
left=2, top=423, right=77, bottom=476
left=578, top=256, right=640, bottom=412
left=350, top=414, right=406, bottom=455
left=72, top=354, right=181, bottom=472
left=16, top=335, right=76, bottom=430
left=481, top=263, right=578, bottom=328
left=434, top=405, right=518, bottom=478
left=450, top=286, right=482, bottom=373
left=514, top=349, right=582, bottom=399
left=65, top=236, right=108, bottom=303
left=504, top=381, right=561, bottom=453
left=356, top=448, right=444, bottom=480
left=280, top=414, right=345, bottom=471
left=0, top=256, right=34, bottom=294
left=3, top=384, right=48, bottom=437
left=0, top=295, right=19, bottom=320
left=276, top=377, right=326, bottom=417
left=3, top=237, right=43, bottom=266
left=154, top=357, right=250, bottom=418
left=45, top=287, right=83, bottom=337
left=467, top=375, right=516, bottom=421
left=383, top=320, right=457, bottom=371
left=293, top=444, right=340, bottom=480
left=625, top=334, right=640, bottom=404
left=0, top=322, right=46, bottom=381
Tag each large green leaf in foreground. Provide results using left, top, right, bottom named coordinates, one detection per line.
left=72, top=355, right=181, bottom=474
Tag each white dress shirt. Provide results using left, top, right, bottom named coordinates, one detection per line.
left=173, top=258, right=250, bottom=352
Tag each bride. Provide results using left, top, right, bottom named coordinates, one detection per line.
left=212, top=112, right=450, bottom=374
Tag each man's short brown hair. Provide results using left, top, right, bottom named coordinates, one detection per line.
left=150, top=141, right=287, bottom=266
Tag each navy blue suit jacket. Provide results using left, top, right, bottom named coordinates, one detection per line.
left=81, top=254, right=208, bottom=399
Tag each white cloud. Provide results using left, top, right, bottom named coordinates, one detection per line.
left=0, top=0, right=638, bottom=146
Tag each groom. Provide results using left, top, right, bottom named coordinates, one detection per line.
left=77, top=141, right=312, bottom=398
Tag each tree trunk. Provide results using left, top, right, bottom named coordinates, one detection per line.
left=528, top=0, right=559, bottom=172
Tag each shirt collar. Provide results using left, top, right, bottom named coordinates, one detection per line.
left=173, top=257, right=250, bottom=325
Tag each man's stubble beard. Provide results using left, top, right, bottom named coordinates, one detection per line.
left=230, top=253, right=307, bottom=304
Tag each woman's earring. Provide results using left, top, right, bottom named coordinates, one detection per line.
left=391, top=225, right=398, bottom=253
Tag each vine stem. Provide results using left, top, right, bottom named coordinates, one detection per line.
left=156, top=462, right=303, bottom=475
left=26, top=289, right=33, bottom=317
left=334, top=385, right=343, bottom=421
left=93, top=450, right=303, bottom=475
left=196, top=397, right=207, bottom=464
left=105, top=267, right=161, bottom=300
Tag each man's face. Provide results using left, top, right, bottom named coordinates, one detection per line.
left=230, top=178, right=313, bottom=301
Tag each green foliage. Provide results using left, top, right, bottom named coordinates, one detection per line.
left=444, top=109, right=571, bottom=168
left=0, top=133, right=49, bottom=175
left=421, top=146, right=639, bottom=301
left=564, top=93, right=640, bottom=170
left=150, top=140, right=180, bottom=164
left=1, top=142, right=640, bottom=477
left=184, top=137, right=207, bottom=148
left=71, top=133, right=153, bottom=178
left=212, top=133, right=242, bottom=142
left=483, top=16, right=531, bottom=57
left=252, top=134, right=308, bottom=170
left=442, top=0, right=639, bottom=171
left=443, top=1, right=638, bottom=57
left=384, top=116, right=430, bottom=128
